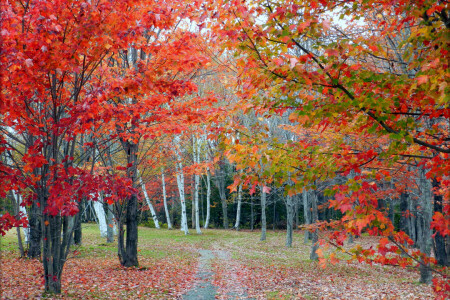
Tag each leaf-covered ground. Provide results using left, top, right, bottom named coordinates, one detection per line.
left=1, top=225, right=434, bottom=299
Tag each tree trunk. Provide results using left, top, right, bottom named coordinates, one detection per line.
left=285, top=195, right=294, bottom=247
left=192, top=136, right=202, bottom=234
left=139, top=175, right=160, bottom=229
left=117, top=141, right=139, bottom=267
left=310, top=191, right=319, bottom=260
left=214, top=163, right=228, bottom=229
left=203, top=169, right=211, bottom=229
left=417, top=169, right=433, bottom=284
left=399, top=192, right=409, bottom=234
left=93, top=194, right=108, bottom=237
left=250, top=193, right=254, bottom=231
left=294, top=194, right=299, bottom=230
left=260, top=185, right=267, bottom=241
left=432, top=178, right=448, bottom=266
left=162, top=171, right=172, bottom=229
left=106, top=203, right=114, bottom=243
left=73, top=198, right=83, bottom=245
left=174, top=137, right=189, bottom=235
left=28, top=201, right=41, bottom=259
left=233, top=184, right=243, bottom=230
left=194, top=173, right=202, bottom=234
left=176, top=162, right=188, bottom=235
left=12, top=191, right=30, bottom=245
left=303, top=189, right=311, bottom=243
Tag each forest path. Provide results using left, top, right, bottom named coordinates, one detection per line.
left=181, top=247, right=251, bottom=300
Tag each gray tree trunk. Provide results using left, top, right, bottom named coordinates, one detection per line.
left=417, top=169, right=433, bottom=284
left=432, top=178, right=448, bottom=266
left=260, top=185, right=267, bottom=241
left=285, top=194, right=295, bottom=247
left=214, top=164, right=228, bottom=229
left=203, top=169, right=211, bottom=229
left=303, top=189, right=311, bottom=243
left=106, top=203, right=114, bottom=243
left=310, top=191, right=319, bottom=260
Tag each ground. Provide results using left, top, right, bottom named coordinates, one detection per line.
left=0, top=224, right=434, bottom=299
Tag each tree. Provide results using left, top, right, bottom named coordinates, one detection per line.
left=213, top=0, right=449, bottom=292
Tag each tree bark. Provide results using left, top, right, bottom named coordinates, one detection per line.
left=417, top=169, right=433, bottom=284
left=303, top=189, right=311, bottom=243
left=106, top=203, right=114, bottom=243
left=213, top=163, right=228, bottom=229
left=93, top=194, right=108, bottom=237
left=118, top=141, right=139, bottom=267
left=203, top=169, right=211, bottom=229
left=285, top=194, right=294, bottom=247
left=161, top=171, right=172, bottom=229
left=260, top=185, right=267, bottom=241
left=233, top=184, right=243, bottom=230
left=28, top=201, right=41, bottom=259
left=250, top=193, right=254, bottom=231
left=310, top=191, right=319, bottom=260
left=73, top=198, right=83, bottom=245
left=139, top=175, right=160, bottom=229
left=432, top=178, right=448, bottom=266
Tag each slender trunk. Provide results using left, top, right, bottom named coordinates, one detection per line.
left=294, top=194, right=299, bottom=230
left=139, top=175, right=160, bottom=229
left=93, top=194, right=108, bottom=237
left=233, top=184, right=243, bottom=230
left=286, top=195, right=294, bottom=247
left=432, top=178, right=448, bottom=266
left=12, top=191, right=30, bottom=244
left=214, top=164, right=229, bottom=229
left=73, top=198, right=83, bottom=245
left=399, top=192, right=409, bottom=234
left=117, top=141, right=139, bottom=267
left=303, top=189, right=311, bottom=243
left=106, top=203, right=114, bottom=243
left=272, top=198, right=277, bottom=231
left=203, top=169, right=211, bottom=229
left=408, top=200, right=417, bottom=244
left=260, top=185, right=267, bottom=241
left=174, top=137, right=188, bottom=235
left=310, top=191, right=319, bottom=260
left=161, top=171, right=172, bottom=229
left=16, top=226, right=25, bottom=257
left=194, top=173, right=202, bottom=234
left=250, top=193, right=254, bottom=231
left=176, top=163, right=189, bottom=235
left=418, top=169, right=433, bottom=283
left=28, top=201, right=41, bottom=258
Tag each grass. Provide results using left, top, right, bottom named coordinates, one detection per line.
left=1, top=224, right=435, bottom=299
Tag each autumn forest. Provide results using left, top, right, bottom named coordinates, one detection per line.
left=0, top=0, right=449, bottom=299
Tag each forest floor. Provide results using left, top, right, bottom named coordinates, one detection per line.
left=1, top=224, right=434, bottom=299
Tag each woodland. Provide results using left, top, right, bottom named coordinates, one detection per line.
left=0, top=0, right=449, bottom=299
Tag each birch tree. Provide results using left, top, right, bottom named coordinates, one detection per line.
left=174, top=136, right=189, bottom=235
left=139, top=173, right=160, bottom=229
left=161, top=170, right=173, bottom=229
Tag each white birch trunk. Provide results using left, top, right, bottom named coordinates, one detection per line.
left=139, top=175, right=160, bottom=229
left=204, top=169, right=211, bottom=229
left=174, top=137, right=189, bottom=235
left=92, top=194, right=108, bottom=238
left=12, top=191, right=30, bottom=243
left=234, top=184, right=243, bottom=230
left=161, top=171, right=172, bottom=229
left=193, top=136, right=202, bottom=234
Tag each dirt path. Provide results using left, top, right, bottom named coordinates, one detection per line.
left=182, top=249, right=251, bottom=300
